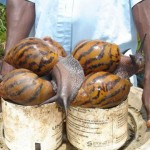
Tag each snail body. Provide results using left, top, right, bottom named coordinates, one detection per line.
left=113, top=53, right=144, bottom=79
left=0, top=69, right=55, bottom=105
left=114, top=34, right=146, bottom=79
left=40, top=55, right=85, bottom=114
left=71, top=71, right=131, bottom=108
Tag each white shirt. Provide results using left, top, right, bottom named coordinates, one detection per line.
left=28, top=0, right=142, bottom=55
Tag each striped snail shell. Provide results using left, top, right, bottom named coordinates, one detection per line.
left=4, top=37, right=59, bottom=76
left=71, top=71, right=131, bottom=108
left=72, top=40, right=121, bottom=75
left=43, top=36, right=67, bottom=57
left=0, top=69, right=55, bottom=106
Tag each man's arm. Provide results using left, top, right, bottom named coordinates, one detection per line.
left=132, top=0, right=150, bottom=126
left=1, top=0, right=35, bottom=75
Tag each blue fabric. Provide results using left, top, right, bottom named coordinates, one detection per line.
left=0, top=0, right=6, bottom=5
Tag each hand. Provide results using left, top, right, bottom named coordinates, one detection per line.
left=0, top=61, right=14, bottom=113
left=0, top=61, right=14, bottom=76
left=142, top=76, right=150, bottom=127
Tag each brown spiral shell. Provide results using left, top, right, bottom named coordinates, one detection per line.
left=0, top=69, right=55, bottom=105
left=4, top=37, right=59, bottom=76
left=72, top=40, right=121, bottom=75
left=71, top=71, right=131, bottom=108
left=43, top=36, right=67, bottom=57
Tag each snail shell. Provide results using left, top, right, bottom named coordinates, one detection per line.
left=43, top=36, right=67, bottom=57
left=72, top=40, right=121, bottom=75
left=71, top=71, right=131, bottom=108
left=0, top=69, right=55, bottom=105
left=4, top=37, right=58, bottom=76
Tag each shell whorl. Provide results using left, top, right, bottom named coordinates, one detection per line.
left=0, top=69, right=55, bottom=105
left=71, top=71, right=131, bottom=108
left=72, top=40, right=121, bottom=75
left=4, top=37, right=59, bottom=76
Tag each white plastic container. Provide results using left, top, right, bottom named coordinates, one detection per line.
left=67, top=99, right=128, bottom=150
left=1, top=98, right=64, bottom=150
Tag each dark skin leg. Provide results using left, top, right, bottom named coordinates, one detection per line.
left=0, top=0, right=35, bottom=112
left=1, top=0, right=35, bottom=76
left=132, top=0, right=150, bottom=127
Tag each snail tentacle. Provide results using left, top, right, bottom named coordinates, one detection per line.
left=39, top=95, right=58, bottom=105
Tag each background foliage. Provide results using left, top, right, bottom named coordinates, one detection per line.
left=0, top=3, right=6, bottom=58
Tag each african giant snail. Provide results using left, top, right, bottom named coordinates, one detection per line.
left=0, top=68, right=55, bottom=105
left=71, top=71, right=131, bottom=108
left=70, top=34, right=146, bottom=108
left=4, top=37, right=66, bottom=76
left=72, top=34, right=146, bottom=78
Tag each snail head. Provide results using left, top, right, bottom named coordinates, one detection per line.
left=130, top=34, right=146, bottom=73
